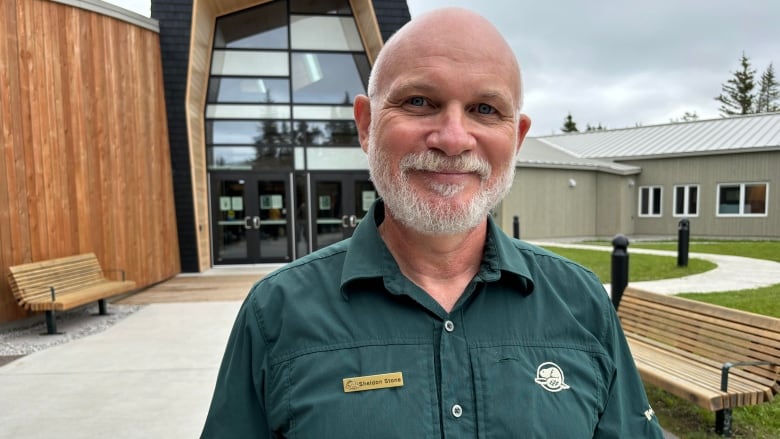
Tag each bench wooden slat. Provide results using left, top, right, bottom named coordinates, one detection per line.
left=618, top=291, right=780, bottom=385
left=7, top=253, right=136, bottom=333
left=619, top=295, right=780, bottom=347
left=25, top=281, right=137, bottom=311
left=617, top=286, right=780, bottom=425
left=8, top=254, right=109, bottom=305
left=627, top=334, right=774, bottom=410
left=620, top=310, right=780, bottom=384
left=622, top=288, right=780, bottom=330
left=619, top=295, right=780, bottom=346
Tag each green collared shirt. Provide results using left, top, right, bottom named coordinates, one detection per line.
left=202, top=200, right=664, bottom=438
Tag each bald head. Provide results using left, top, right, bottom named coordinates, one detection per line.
left=368, top=8, right=523, bottom=111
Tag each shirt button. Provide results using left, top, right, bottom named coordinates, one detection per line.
left=451, top=404, right=463, bottom=418
left=444, top=320, right=455, bottom=332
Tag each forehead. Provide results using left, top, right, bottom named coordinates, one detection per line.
left=373, top=12, right=521, bottom=102
left=380, top=44, right=520, bottom=105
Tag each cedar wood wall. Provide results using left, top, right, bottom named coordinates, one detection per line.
left=0, top=0, right=180, bottom=324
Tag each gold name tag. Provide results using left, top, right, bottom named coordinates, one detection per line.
left=343, top=372, right=404, bottom=393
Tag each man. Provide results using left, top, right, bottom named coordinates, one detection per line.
left=201, top=7, right=664, bottom=438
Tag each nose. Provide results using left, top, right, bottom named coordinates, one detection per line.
left=426, top=104, right=476, bottom=156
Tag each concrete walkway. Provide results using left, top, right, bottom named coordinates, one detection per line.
left=532, top=242, right=780, bottom=295
left=1, top=247, right=779, bottom=438
left=0, top=301, right=241, bottom=438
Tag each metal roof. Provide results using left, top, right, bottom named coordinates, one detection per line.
left=535, top=112, right=780, bottom=160
left=516, top=138, right=640, bottom=175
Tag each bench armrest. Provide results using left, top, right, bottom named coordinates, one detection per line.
left=721, top=361, right=780, bottom=392
left=103, top=268, right=127, bottom=281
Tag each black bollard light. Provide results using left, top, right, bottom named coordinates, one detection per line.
left=513, top=215, right=520, bottom=239
left=611, top=234, right=630, bottom=309
left=678, top=219, right=690, bottom=267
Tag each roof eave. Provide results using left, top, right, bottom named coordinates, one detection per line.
left=516, top=161, right=641, bottom=176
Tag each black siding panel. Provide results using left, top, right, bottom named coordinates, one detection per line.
left=372, top=0, right=411, bottom=41
left=152, top=0, right=199, bottom=272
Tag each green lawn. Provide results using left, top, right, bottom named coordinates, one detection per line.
left=583, top=239, right=780, bottom=263
left=544, top=241, right=780, bottom=438
left=541, top=246, right=715, bottom=283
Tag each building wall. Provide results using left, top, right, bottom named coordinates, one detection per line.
left=0, top=0, right=181, bottom=324
left=153, top=0, right=410, bottom=271
left=152, top=0, right=199, bottom=271
left=625, top=151, right=779, bottom=238
left=371, top=0, right=411, bottom=40
left=502, top=168, right=599, bottom=239
left=595, top=173, right=636, bottom=238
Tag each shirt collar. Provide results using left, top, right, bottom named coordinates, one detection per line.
left=340, top=199, right=535, bottom=298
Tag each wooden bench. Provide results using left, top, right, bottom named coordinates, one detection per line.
left=616, top=287, right=780, bottom=436
left=7, top=253, right=136, bottom=334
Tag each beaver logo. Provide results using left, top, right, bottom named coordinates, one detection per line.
left=344, top=379, right=358, bottom=392
left=534, top=362, right=570, bottom=392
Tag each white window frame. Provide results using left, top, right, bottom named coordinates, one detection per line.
left=638, top=186, right=663, bottom=217
left=716, top=182, right=769, bottom=217
left=673, top=184, right=700, bottom=217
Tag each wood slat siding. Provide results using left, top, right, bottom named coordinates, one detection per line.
left=187, top=0, right=221, bottom=272
left=0, top=0, right=180, bottom=324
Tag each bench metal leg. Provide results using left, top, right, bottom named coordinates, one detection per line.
left=98, top=299, right=108, bottom=315
left=44, top=311, right=58, bottom=335
left=715, top=409, right=732, bottom=437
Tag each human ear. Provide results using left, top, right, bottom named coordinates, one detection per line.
left=516, top=114, right=532, bottom=153
left=354, top=95, right=372, bottom=153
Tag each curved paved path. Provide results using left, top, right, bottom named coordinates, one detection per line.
left=531, top=242, right=780, bottom=295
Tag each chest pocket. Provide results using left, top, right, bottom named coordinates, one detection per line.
left=268, top=343, right=437, bottom=439
left=470, top=344, right=609, bottom=439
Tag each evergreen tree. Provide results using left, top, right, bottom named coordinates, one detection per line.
left=561, top=112, right=579, bottom=133
left=715, top=52, right=756, bottom=116
left=585, top=123, right=606, bottom=132
left=755, top=63, right=780, bottom=113
left=670, top=111, right=699, bottom=123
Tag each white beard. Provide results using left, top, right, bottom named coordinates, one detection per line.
left=367, top=140, right=516, bottom=235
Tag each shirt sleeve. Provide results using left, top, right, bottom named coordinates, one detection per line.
left=200, top=297, right=272, bottom=438
left=593, top=300, right=665, bottom=439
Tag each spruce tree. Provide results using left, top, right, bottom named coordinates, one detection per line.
left=755, top=63, right=780, bottom=113
left=561, top=112, right=579, bottom=133
left=585, top=123, right=606, bottom=132
left=715, top=53, right=756, bottom=116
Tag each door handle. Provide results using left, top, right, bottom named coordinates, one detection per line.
left=253, top=216, right=261, bottom=229
left=349, top=215, right=358, bottom=228
left=341, top=215, right=350, bottom=228
left=244, top=216, right=253, bottom=230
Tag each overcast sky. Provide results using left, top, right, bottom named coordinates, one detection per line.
left=109, top=0, right=779, bottom=136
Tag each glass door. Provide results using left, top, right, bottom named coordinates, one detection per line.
left=310, top=173, right=376, bottom=251
left=211, top=173, right=293, bottom=264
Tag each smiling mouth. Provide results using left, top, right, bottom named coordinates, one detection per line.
left=411, top=169, right=484, bottom=185
left=399, top=152, right=491, bottom=180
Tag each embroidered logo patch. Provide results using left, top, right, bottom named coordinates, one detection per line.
left=534, top=362, right=570, bottom=392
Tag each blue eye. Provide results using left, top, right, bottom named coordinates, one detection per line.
left=408, top=97, right=426, bottom=106
left=477, top=103, right=495, bottom=114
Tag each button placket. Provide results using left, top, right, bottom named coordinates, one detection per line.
left=439, top=311, right=475, bottom=435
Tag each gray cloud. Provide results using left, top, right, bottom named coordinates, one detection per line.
left=406, top=0, right=780, bottom=135
left=111, top=0, right=779, bottom=135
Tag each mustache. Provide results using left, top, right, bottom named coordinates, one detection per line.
left=399, top=152, right=491, bottom=180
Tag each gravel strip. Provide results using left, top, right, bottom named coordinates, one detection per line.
left=0, top=304, right=144, bottom=356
